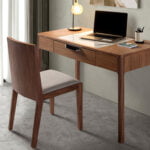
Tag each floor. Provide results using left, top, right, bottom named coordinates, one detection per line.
left=0, top=83, right=150, bottom=150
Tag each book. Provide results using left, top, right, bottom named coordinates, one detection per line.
left=118, top=42, right=138, bottom=49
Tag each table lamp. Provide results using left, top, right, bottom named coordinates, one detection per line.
left=68, top=0, right=83, bottom=31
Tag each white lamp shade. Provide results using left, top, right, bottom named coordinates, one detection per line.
left=71, top=2, right=83, bottom=15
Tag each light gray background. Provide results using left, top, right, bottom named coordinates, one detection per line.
left=49, top=0, right=150, bottom=116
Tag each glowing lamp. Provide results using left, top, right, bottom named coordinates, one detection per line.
left=68, top=0, right=83, bottom=31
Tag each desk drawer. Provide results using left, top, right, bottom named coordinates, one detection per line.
left=54, top=41, right=76, bottom=59
left=75, top=48, right=95, bottom=65
left=54, top=41, right=95, bottom=64
left=96, top=52, right=118, bottom=72
left=38, top=36, right=53, bottom=52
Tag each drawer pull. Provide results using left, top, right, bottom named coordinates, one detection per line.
left=66, top=44, right=80, bottom=51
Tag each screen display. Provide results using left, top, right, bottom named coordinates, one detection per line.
left=94, top=11, right=128, bottom=37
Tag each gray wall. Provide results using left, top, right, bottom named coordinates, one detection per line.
left=49, top=0, right=150, bottom=116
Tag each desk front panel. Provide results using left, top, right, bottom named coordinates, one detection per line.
left=38, top=36, right=53, bottom=52
left=38, top=36, right=120, bottom=72
left=96, top=52, right=119, bottom=72
left=54, top=41, right=76, bottom=59
left=39, top=35, right=150, bottom=73
left=125, top=50, right=150, bottom=72
left=54, top=41, right=96, bottom=65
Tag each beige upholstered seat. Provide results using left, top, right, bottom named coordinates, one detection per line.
left=41, top=70, right=80, bottom=94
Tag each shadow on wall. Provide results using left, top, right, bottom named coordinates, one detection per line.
left=125, top=66, right=150, bottom=115
left=127, top=14, right=138, bottom=37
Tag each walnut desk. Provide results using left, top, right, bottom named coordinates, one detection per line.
left=38, top=28, right=150, bottom=143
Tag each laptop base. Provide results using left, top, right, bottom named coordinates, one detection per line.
left=81, top=33, right=123, bottom=43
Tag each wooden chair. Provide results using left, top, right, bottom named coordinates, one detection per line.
left=7, top=37, right=83, bottom=148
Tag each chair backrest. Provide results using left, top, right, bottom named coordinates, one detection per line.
left=7, top=37, right=42, bottom=101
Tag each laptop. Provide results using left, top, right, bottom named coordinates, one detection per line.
left=81, top=11, right=128, bottom=43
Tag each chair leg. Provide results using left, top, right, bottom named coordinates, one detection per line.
left=31, top=101, right=43, bottom=148
left=9, top=90, right=18, bottom=130
left=76, top=83, right=83, bottom=130
left=50, top=98, right=54, bottom=115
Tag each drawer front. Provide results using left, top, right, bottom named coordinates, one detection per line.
left=54, top=41, right=96, bottom=64
left=75, top=48, right=95, bottom=65
left=54, top=41, right=76, bottom=59
left=38, top=36, right=53, bottom=52
left=96, top=52, right=118, bottom=72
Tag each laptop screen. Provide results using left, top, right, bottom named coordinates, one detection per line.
left=94, top=11, right=128, bottom=37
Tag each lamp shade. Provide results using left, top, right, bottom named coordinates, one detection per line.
left=71, top=2, right=83, bottom=15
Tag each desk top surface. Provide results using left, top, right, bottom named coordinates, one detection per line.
left=38, top=27, right=150, bottom=57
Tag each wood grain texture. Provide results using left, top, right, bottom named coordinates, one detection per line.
left=31, top=101, right=43, bottom=148
left=9, top=90, right=18, bottom=130
left=125, top=49, right=150, bottom=72
left=43, top=84, right=80, bottom=99
left=54, top=41, right=76, bottom=59
left=50, top=98, right=54, bottom=115
left=54, top=41, right=95, bottom=65
left=118, top=56, right=125, bottom=143
left=96, top=40, right=150, bottom=56
left=38, top=28, right=150, bottom=145
left=75, top=48, right=96, bottom=65
left=43, top=83, right=83, bottom=131
left=38, top=36, right=53, bottom=52
left=75, top=61, right=80, bottom=80
left=38, top=28, right=91, bottom=40
left=76, top=83, right=83, bottom=130
left=38, top=28, right=150, bottom=57
left=96, top=52, right=119, bottom=72
left=7, top=37, right=42, bottom=101
left=8, top=37, right=83, bottom=148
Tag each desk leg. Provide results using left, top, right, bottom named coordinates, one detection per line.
left=75, top=60, right=80, bottom=80
left=118, top=56, right=125, bottom=143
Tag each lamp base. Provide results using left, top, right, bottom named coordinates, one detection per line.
left=68, top=27, right=82, bottom=31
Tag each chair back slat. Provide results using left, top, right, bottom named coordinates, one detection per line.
left=7, top=37, right=42, bottom=101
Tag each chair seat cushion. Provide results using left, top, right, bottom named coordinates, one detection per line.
left=40, top=70, right=80, bottom=94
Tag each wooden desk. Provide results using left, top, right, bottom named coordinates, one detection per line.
left=38, top=28, right=150, bottom=143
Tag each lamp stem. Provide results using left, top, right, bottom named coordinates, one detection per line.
left=72, top=0, right=74, bottom=29
left=72, top=14, right=74, bottom=29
